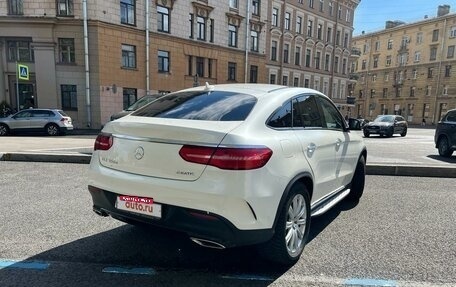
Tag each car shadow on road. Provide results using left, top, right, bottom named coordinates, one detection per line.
left=426, top=154, right=456, bottom=163
left=0, top=200, right=359, bottom=287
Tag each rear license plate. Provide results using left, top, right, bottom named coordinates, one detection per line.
left=115, top=195, right=162, bottom=218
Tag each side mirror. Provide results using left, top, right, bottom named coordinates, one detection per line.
left=348, top=118, right=361, bottom=130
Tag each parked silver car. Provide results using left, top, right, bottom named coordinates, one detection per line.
left=0, top=109, right=73, bottom=136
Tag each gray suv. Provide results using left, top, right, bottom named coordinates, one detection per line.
left=435, top=109, right=456, bottom=157
left=0, top=109, right=73, bottom=136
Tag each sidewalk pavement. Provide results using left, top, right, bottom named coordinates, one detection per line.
left=0, top=129, right=455, bottom=178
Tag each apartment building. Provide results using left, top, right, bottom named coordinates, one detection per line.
left=266, top=0, right=360, bottom=114
left=0, top=0, right=267, bottom=128
left=351, top=5, right=456, bottom=124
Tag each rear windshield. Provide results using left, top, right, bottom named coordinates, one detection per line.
left=58, top=111, right=69, bottom=117
left=132, top=91, right=257, bottom=121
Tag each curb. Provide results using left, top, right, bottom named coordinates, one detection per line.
left=1, top=152, right=455, bottom=178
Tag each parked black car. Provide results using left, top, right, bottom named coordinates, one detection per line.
left=434, top=108, right=456, bottom=157
left=363, top=115, right=407, bottom=137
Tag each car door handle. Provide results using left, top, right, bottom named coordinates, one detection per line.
left=307, top=143, right=317, bottom=154
left=336, top=139, right=342, bottom=146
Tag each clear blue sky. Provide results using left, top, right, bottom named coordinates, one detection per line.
left=353, top=1, right=455, bottom=35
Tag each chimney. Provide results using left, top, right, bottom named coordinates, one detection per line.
left=437, top=5, right=450, bottom=17
left=385, top=20, right=405, bottom=29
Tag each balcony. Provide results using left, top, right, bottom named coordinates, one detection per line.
left=348, top=73, right=359, bottom=83
left=350, top=48, right=362, bottom=58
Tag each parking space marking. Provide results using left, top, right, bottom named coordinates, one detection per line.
left=344, top=278, right=397, bottom=286
left=0, top=260, right=50, bottom=270
left=102, top=266, right=156, bottom=275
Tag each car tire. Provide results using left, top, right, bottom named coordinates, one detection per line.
left=257, top=182, right=311, bottom=266
left=363, top=131, right=370, bottom=138
left=0, top=123, right=9, bottom=136
left=346, top=156, right=366, bottom=202
left=45, top=123, right=60, bottom=136
left=438, top=137, right=453, bottom=157
left=400, top=128, right=407, bottom=137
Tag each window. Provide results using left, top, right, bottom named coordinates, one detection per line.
left=412, top=69, right=417, bottom=79
left=229, top=0, right=238, bottom=9
left=343, top=33, right=348, bottom=48
left=328, top=1, right=333, bottom=16
left=295, top=46, right=301, bottom=65
left=196, top=57, right=204, bottom=77
left=250, top=30, right=259, bottom=52
left=158, top=50, right=169, bottom=72
left=317, top=24, right=323, bottom=40
left=309, top=0, right=314, bottom=8
left=445, top=65, right=451, bottom=77
left=293, top=96, right=323, bottom=128
left=386, top=55, right=392, bottom=66
left=416, top=32, right=423, bottom=44
left=296, top=16, right=302, bottom=34
left=228, top=25, right=238, bottom=47
left=293, top=77, right=299, bottom=87
left=252, top=0, right=260, bottom=16
left=157, top=6, right=170, bottom=32
left=189, top=14, right=194, bottom=38
left=122, top=88, right=137, bottom=110
left=315, top=51, right=321, bottom=69
left=307, top=20, right=313, bottom=37
left=430, top=46, right=437, bottom=61
left=187, top=56, right=193, bottom=75
left=324, top=54, right=330, bottom=71
left=208, top=59, right=213, bottom=78
left=8, top=0, right=23, bottom=15
left=57, top=0, right=73, bottom=16
left=283, top=44, right=289, bottom=63
left=338, top=6, right=342, bottom=19
left=334, top=56, right=339, bottom=73
left=426, top=85, right=431, bottom=96
left=61, top=85, right=77, bottom=110
left=370, top=89, right=376, bottom=98
left=120, top=0, right=135, bottom=25
left=121, top=44, right=136, bottom=68
left=282, top=75, right=288, bottom=86
left=414, top=51, right=421, bottom=62
left=197, top=16, right=206, bottom=40
left=317, top=96, right=345, bottom=130
left=382, top=88, right=388, bottom=98
left=410, top=87, right=415, bottom=97
left=272, top=8, right=279, bottom=27
left=305, top=49, right=311, bottom=67
left=451, top=26, right=456, bottom=38
left=443, top=85, right=449, bottom=95
left=58, top=38, right=75, bottom=63
left=373, top=56, right=378, bottom=68
left=336, top=30, right=341, bottom=45
left=319, top=0, right=324, bottom=12
left=432, top=29, right=439, bottom=42
left=285, top=12, right=291, bottom=30
left=327, top=27, right=332, bottom=43
left=270, top=74, right=276, bottom=84
left=271, top=40, right=277, bottom=61
left=361, top=59, right=366, bottom=70
left=250, top=65, right=258, bottom=83
left=447, top=46, right=455, bottom=58
left=342, top=58, right=347, bottom=74
left=375, top=41, right=380, bottom=51
left=7, top=40, right=34, bottom=62
left=346, top=10, right=351, bottom=22
left=267, top=101, right=292, bottom=128
left=387, top=39, right=393, bottom=50
left=228, top=62, right=236, bottom=81
left=209, top=19, right=214, bottom=43
left=428, top=67, right=433, bottom=78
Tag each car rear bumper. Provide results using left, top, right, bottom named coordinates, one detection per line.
left=88, top=185, right=274, bottom=248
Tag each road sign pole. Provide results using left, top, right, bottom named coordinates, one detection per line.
left=16, top=61, right=20, bottom=111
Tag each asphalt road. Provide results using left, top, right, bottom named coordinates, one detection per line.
left=0, top=162, right=455, bottom=287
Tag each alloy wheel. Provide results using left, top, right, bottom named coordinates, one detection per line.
left=285, top=194, right=307, bottom=256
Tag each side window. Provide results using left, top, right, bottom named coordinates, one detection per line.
left=446, top=111, right=456, bottom=122
left=293, top=95, right=323, bottom=128
left=14, top=111, right=32, bottom=118
left=316, top=96, right=344, bottom=130
left=267, top=101, right=292, bottom=128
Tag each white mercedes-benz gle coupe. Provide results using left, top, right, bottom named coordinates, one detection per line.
left=88, top=84, right=367, bottom=265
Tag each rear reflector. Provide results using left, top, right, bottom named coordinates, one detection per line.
left=94, top=133, right=113, bottom=151
left=179, top=145, right=272, bottom=170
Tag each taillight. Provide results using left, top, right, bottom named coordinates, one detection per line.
left=94, top=133, right=113, bottom=151
left=179, top=145, right=272, bottom=170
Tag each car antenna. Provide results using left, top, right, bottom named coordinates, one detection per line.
left=204, top=82, right=214, bottom=92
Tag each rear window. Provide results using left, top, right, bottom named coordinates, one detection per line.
left=58, top=111, right=69, bottom=117
left=132, top=91, right=257, bottom=121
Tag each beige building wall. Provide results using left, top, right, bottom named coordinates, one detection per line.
left=352, top=8, right=456, bottom=124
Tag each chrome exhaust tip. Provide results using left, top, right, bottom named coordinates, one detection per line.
left=190, top=237, right=226, bottom=249
left=93, top=207, right=108, bottom=217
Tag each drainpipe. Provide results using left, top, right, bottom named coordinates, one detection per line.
left=432, top=17, right=447, bottom=124
left=244, top=1, right=251, bottom=83
left=278, top=0, right=286, bottom=84
left=83, top=0, right=91, bottom=127
left=146, top=0, right=150, bottom=95
left=329, top=1, right=340, bottom=99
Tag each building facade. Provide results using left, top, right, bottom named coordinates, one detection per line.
left=351, top=5, right=456, bottom=124
left=1, top=0, right=358, bottom=128
left=266, top=0, right=360, bottom=116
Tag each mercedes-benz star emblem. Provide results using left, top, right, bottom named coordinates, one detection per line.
left=134, top=147, right=144, bottom=160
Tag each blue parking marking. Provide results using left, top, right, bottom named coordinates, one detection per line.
left=221, top=274, right=274, bottom=281
left=102, top=266, right=156, bottom=275
left=0, top=260, right=50, bottom=270
left=344, top=278, right=397, bottom=286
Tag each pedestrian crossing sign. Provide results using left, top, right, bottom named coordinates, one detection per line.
left=18, top=64, right=29, bottom=80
